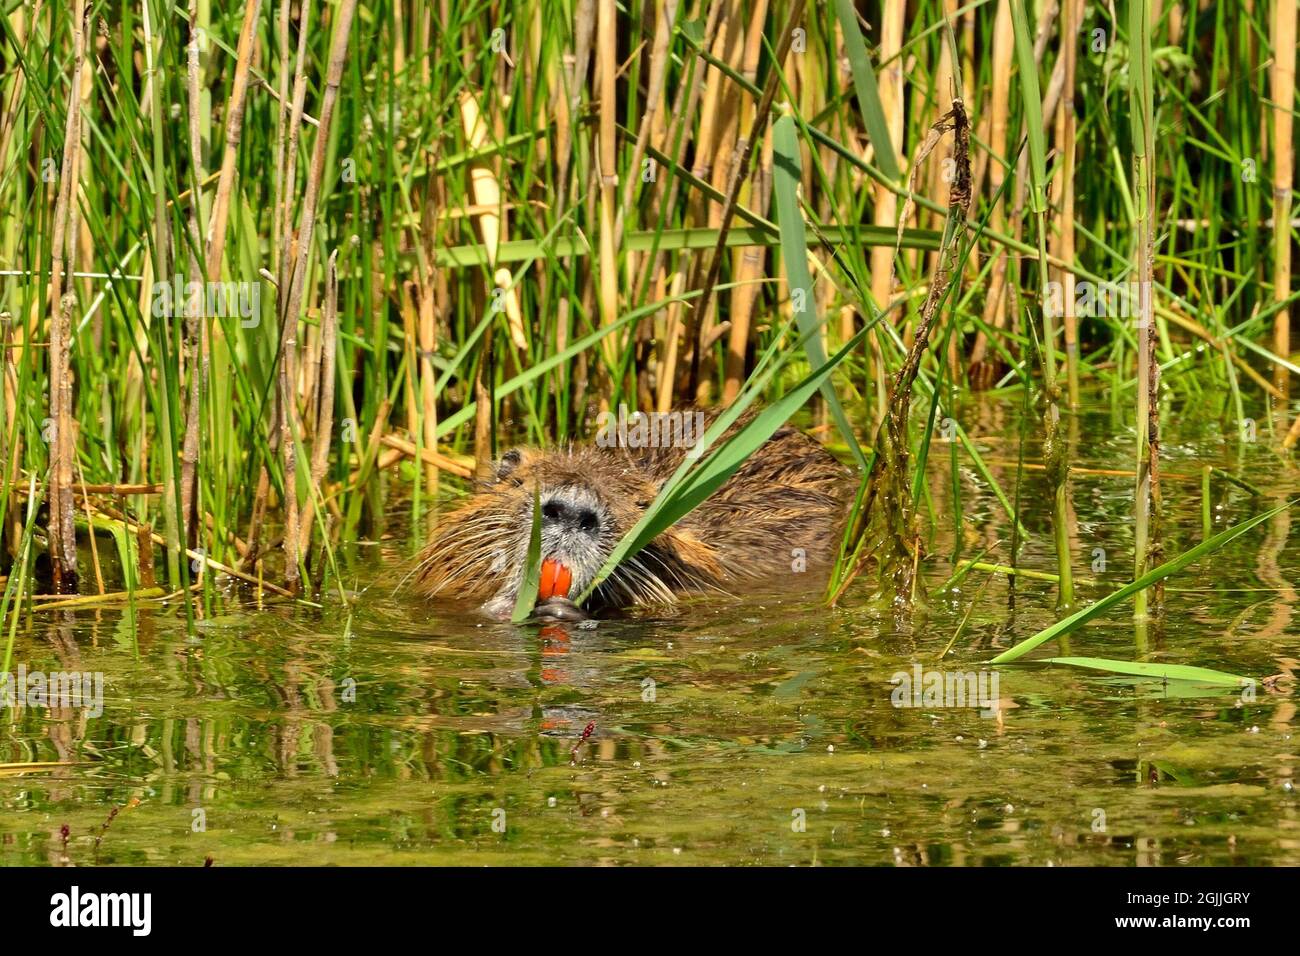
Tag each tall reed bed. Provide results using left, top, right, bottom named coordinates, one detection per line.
left=0, top=2, right=1294, bottom=619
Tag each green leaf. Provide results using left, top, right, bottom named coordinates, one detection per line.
left=832, top=0, right=900, bottom=182
left=989, top=499, right=1296, bottom=664
left=771, top=113, right=868, bottom=470
left=511, top=486, right=543, bottom=623
left=1041, top=657, right=1252, bottom=687
left=1008, top=0, right=1047, bottom=213
left=575, top=324, right=870, bottom=604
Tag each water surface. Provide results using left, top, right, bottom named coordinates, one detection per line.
left=2, top=400, right=1297, bottom=866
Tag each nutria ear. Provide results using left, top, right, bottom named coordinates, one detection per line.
left=483, top=448, right=526, bottom=488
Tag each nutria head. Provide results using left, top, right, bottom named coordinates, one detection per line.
left=413, top=445, right=720, bottom=621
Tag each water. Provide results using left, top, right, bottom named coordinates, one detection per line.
left=1, top=401, right=1296, bottom=866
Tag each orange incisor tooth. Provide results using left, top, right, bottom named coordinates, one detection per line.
left=539, top=558, right=557, bottom=599
left=539, top=558, right=572, bottom=600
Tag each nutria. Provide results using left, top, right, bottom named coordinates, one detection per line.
left=413, top=410, right=851, bottom=620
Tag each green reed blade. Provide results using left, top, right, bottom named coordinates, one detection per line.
left=1041, top=657, right=1251, bottom=687
left=772, top=113, right=867, bottom=470
left=576, top=324, right=870, bottom=605
left=832, top=0, right=900, bottom=182
left=511, top=486, right=543, bottom=623
left=991, top=499, right=1297, bottom=664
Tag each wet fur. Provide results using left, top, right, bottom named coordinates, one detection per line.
left=413, top=413, right=851, bottom=616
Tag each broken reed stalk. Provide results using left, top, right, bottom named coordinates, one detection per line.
left=276, top=0, right=359, bottom=591
left=830, top=101, right=972, bottom=607
left=46, top=0, right=88, bottom=593
left=92, top=502, right=293, bottom=598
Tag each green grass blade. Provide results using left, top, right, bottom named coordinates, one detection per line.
left=511, top=486, right=543, bottom=623
left=832, top=0, right=900, bottom=182
left=576, top=324, right=870, bottom=604
left=1008, top=0, right=1047, bottom=213
left=771, top=113, right=867, bottom=470
left=990, top=499, right=1296, bottom=664
left=1041, top=657, right=1251, bottom=687
left=1, top=473, right=45, bottom=675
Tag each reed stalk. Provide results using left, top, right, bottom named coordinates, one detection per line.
left=46, top=1, right=88, bottom=593
left=1131, top=0, right=1161, bottom=616
left=1009, top=0, right=1074, bottom=610
left=1271, top=0, right=1296, bottom=399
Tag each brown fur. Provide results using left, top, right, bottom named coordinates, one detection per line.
left=413, top=413, right=851, bottom=615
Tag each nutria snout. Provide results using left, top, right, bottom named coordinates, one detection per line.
left=413, top=410, right=851, bottom=619
left=532, top=596, right=589, bottom=623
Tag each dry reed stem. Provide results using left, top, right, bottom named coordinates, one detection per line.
left=685, top=0, right=804, bottom=400
left=277, top=0, right=312, bottom=294
left=1271, top=0, right=1296, bottom=399
left=596, top=0, right=621, bottom=392
left=297, top=248, right=341, bottom=554
left=634, top=0, right=724, bottom=308
left=968, top=0, right=1014, bottom=380
left=75, top=461, right=104, bottom=594
left=870, top=0, right=906, bottom=319
left=180, top=0, right=208, bottom=547
left=379, top=434, right=473, bottom=479
left=93, top=503, right=294, bottom=598
left=47, top=1, right=88, bottom=591
left=615, top=0, right=679, bottom=255
left=1055, top=0, right=1083, bottom=407
left=276, top=0, right=359, bottom=590
left=204, top=0, right=264, bottom=280
left=2, top=313, right=22, bottom=554
left=459, top=92, right=526, bottom=349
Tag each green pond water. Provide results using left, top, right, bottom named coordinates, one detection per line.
left=1, top=400, right=1297, bottom=866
